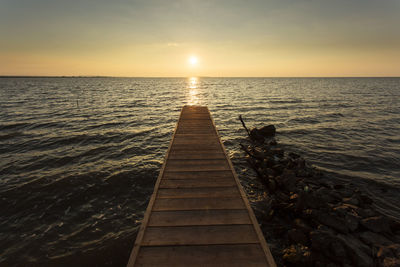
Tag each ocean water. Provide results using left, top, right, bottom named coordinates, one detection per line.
left=0, top=77, right=399, bottom=266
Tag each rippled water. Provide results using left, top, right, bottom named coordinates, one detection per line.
left=1, top=77, right=399, bottom=266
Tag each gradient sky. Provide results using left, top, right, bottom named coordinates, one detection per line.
left=1, top=0, right=399, bottom=76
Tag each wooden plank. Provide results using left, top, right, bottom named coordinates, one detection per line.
left=157, top=187, right=240, bottom=198
left=153, top=197, right=246, bottom=211
left=180, top=106, right=209, bottom=113
left=168, top=151, right=226, bottom=160
left=176, top=128, right=215, bottom=132
left=141, top=225, right=259, bottom=246
left=165, top=159, right=231, bottom=172
left=178, top=123, right=214, bottom=127
left=179, top=118, right=211, bottom=121
left=174, top=134, right=217, bottom=139
left=160, top=178, right=236, bottom=188
left=175, top=131, right=216, bottom=135
left=180, top=109, right=209, bottom=114
left=170, top=144, right=222, bottom=151
left=148, top=210, right=251, bottom=226
left=173, top=138, right=220, bottom=145
left=163, top=170, right=234, bottom=180
left=136, top=244, right=268, bottom=266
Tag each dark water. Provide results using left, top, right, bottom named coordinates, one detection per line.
left=1, top=77, right=399, bottom=266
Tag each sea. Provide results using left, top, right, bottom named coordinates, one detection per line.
left=0, top=77, right=399, bottom=266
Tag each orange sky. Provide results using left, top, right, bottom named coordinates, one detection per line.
left=1, top=0, right=399, bottom=77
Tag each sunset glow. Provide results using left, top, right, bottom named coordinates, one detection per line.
left=0, top=0, right=399, bottom=77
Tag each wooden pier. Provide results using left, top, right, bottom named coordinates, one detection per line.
left=127, top=106, right=276, bottom=267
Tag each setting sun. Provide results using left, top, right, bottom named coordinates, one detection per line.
left=189, top=56, right=198, bottom=66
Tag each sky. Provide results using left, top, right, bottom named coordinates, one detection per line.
left=0, top=0, right=399, bottom=77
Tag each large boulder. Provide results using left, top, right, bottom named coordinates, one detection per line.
left=337, top=234, right=373, bottom=267
left=361, top=216, right=391, bottom=234
left=293, top=218, right=313, bottom=234
left=359, top=231, right=391, bottom=246
left=345, top=213, right=360, bottom=232
left=310, top=230, right=349, bottom=264
left=316, top=211, right=348, bottom=233
left=343, top=196, right=360, bottom=206
left=288, top=229, right=308, bottom=245
left=259, top=125, right=276, bottom=137
left=249, top=128, right=264, bottom=143
left=357, top=208, right=377, bottom=218
left=377, top=244, right=400, bottom=259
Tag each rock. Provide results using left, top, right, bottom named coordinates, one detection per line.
left=286, top=158, right=296, bottom=169
left=310, top=229, right=349, bottom=263
left=250, top=128, right=264, bottom=143
left=271, top=147, right=284, bottom=158
left=343, top=197, right=359, bottom=206
left=282, top=168, right=296, bottom=179
left=309, top=251, right=327, bottom=266
left=273, top=225, right=288, bottom=235
left=264, top=167, right=276, bottom=177
left=359, top=194, right=373, bottom=205
left=275, top=191, right=290, bottom=203
left=333, top=204, right=358, bottom=216
left=333, top=184, right=345, bottom=190
left=295, top=158, right=306, bottom=169
left=301, top=209, right=314, bottom=220
left=345, top=213, right=360, bottom=232
left=251, top=147, right=265, bottom=159
left=356, top=208, right=376, bottom=218
left=293, top=218, right=313, bottom=234
left=296, top=169, right=310, bottom=177
left=389, top=218, right=400, bottom=233
left=278, top=169, right=297, bottom=192
left=359, top=231, right=392, bottom=246
left=269, top=139, right=277, bottom=146
left=264, top=157, right=275, bottom=168
left=377, top=244, right=400, bottom=259
left=267, top=178, right=277, bottom=192
left=394, top=234, right=400, bottom=244
left=361, top=216, right=391, bottom=234
left=337, top=234, right=373, bottom=267
left=382, top=257, right=400, bottom=267
left=288, top=229, right=308, bottom=245
left=316, top=211, right=348, bottom=234
left=259, top=125, right=276, bottom=137
left=293, top=192, right=305, bottom=212
left=288, top=152, right=300, bottom=159
left=282, top=244, right=311, bottom=265
left=330, top=239, right=347, bottom=259
left=310, top=229, right=334, bottom=252
left=289, top=193, right=299, bottom=202
left=272, top=164, right=285, bottom=175
left=303, top=192, right=327, bottom=209
left=316, top=187, right=339, bottom=204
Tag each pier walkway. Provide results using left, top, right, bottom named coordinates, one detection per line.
left=127, top=106, right=276, bottom=267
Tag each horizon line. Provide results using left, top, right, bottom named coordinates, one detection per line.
left=1, top=75, right=399, bottom=78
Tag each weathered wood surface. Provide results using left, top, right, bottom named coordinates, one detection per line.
left=127, top=106, right=276, bottom=267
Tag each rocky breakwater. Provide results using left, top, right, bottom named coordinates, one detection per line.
left=238, top=116, right=400, bottom=267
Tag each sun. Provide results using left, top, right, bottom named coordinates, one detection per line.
left=189, top=56, right=198, bottom=65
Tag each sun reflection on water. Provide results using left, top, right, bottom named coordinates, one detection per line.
left=187, top=77, right=200, bottom=105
